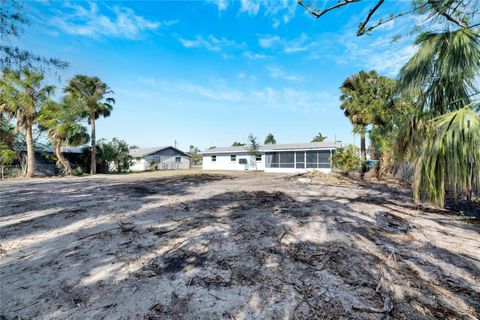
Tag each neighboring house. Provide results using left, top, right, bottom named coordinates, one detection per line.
left=14, top=146, right=84, bottom=175
left=201, top=141, right=341, bottom=173
left=129, top=146, right=191, bottom=171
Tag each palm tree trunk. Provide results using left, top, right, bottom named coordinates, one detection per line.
left=360, top=126, right=367, bottom=178
left=55, top=142, right=72, bottom=175
left=25, top=122, right=35, bottom=178
left=360, top=127, right=366, bottom=162
left=90, top=115, right=96, bottom=174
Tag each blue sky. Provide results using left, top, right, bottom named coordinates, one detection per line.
left=19, top=0, right=418, bottom=151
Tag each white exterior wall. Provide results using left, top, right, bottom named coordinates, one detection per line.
left=202, top=149, right=334, bottom=173
left=131, top=159, right=149, bottom=171
left=130, top=148, right=191, bottom=172
left=264, top=167, right=331, bottom=173
left=203, top=152, right=265, bottom=171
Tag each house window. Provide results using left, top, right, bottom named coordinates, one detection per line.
left=175, top=156, right=181, bottom=163
left=279, top=152, right=295, bottom=168
left=211, top=155, right=216, bottom=162
left=295, top=151, right=305, bottom=168
left=256, top=155, right=262, bottom=161
left=231, top=155, right=236, bottom=161
left=265, top=152, right=299, bottom=168
left=239, top=158, right=247, bottom=164
left=306, top=151, right=331, bottom=168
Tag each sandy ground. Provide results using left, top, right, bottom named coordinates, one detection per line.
left=0, top=170, right=479, bottom=319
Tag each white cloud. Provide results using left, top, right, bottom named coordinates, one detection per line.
left=267, top=66, right=301, bottom=81
left=305, top=21, right=418, bottom=76
left=133, top=77, right=335, bottom=112
left=258, top=33, right=318, bottom=54
left=251, top=86, right=337, bottom=112
left=162, top=19, right=179, bottom=27
left=253, top=9, right=419, bottom=76
left=208, top=0, right=296, bottom=27
left=255, top=12, right=418, bottom=77
left=243, top=51, right=270, bottom=60
left=210, top=0, right=229, bottom=12
left=335, top=36, right=417, bottom=76
left=178, top=34, right=245, bottom=53
left=319, top=12, right=420, bottom=76
left=48, top=2, right=168, bottom=39
left=177, top=81, right=244, bottom=102
left=240, top=0, right=260, bottom=15
left=258, top=35, right=281, bottom=48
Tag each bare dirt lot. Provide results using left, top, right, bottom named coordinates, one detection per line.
left=1, top=170, right=479, bottom=319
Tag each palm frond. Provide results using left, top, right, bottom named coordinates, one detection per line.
left=413, top=105, right=480, bottom=206
left=398, top=29, right=480, bottom=115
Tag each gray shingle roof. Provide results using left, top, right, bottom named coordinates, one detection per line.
left=129, top=147, right=168, bottom=157
left=129, top=146, right=191, bottom=158
left=15, top=145, right=85, bottom=154
left=200, top=141, right=341, bottom=154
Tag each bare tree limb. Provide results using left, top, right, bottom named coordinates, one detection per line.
left=297, top=0, right=361, bottom=19
left=357, top=3, right=429, bottom=36
left=439, top=9, right=468, bottom=27
left=357, top=0, right=385, bottom=36
left=299, top=0, right=480, bottom=36
left=428, top=0, right=469, bottom=28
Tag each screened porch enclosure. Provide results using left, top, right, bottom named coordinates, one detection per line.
left=265, top=150, right=332, bottom=169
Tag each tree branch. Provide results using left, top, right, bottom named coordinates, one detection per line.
left=357, top=0, right=385, bottom=36
left=297, top=0, right=361, bottom=19
left=428, top=0, right=469, bottom=28
left=357, top=3, right=429, bottom=36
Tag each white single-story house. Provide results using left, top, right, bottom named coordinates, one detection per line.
left=201, top=141, right=341, bottom=173
left=129, top=146, right=191, bottom=171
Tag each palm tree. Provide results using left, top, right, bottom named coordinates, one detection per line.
left=398, top=29, right=480, bottom=116
left=264, top=133, right=276, bottom=144
left=413, top=105, right=479, bottom=206
left=311, top=132, right=327, bottom=142
left=38, top=98, right=89, bottom=175
left=397, top=28, right=480, bottom=206
left=0, top=69, right=54, bottom=177
left=64, top=75, right=114, bottom=174
left=339, top=70, right=394, bottom=162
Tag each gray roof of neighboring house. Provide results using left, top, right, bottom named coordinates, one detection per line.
left=129, top=146, right=191, bottom=158
left=15, top=145, right=85, bottom=154
left=59, top=146, right=85, bottom=154
left=200, top=141, right=341, bottom=154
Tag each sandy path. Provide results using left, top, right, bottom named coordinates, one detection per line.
left=0, top=171, right=479, bottom=319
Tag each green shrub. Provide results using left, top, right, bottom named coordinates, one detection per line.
left=332, top=145, right=361, bottom=175
left=72, top=167, right=83, bottom=176
left=149, top=161, right=158, bottom=170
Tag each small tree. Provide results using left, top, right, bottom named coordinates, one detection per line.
left=232, top=141, right=246, bottom=146
left=248, top=134, right=261, bottom=170
left=0, top=118, right=19, bottom=165
left=38, top=98, right=89, bottom=175
left=311, top=132, right=327, bottom=142
left=188, top=145, right=202, bottom=165
left=332, top=145, right=361, bottom=175
left=264, top=133, right=276, bottom=144
left=97, top=138, right=132, bottom=173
